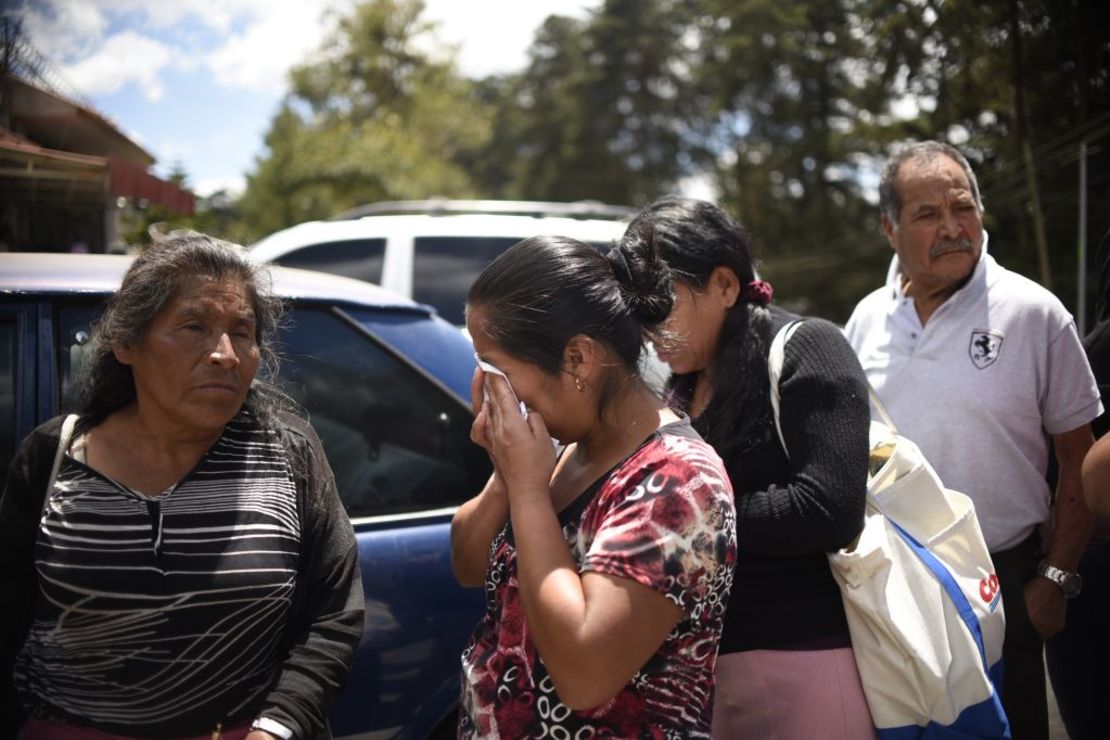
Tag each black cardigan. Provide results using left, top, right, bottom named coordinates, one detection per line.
left=677, top=308, right=870, bottom=653
left=0, top=411, right=365, bottom=739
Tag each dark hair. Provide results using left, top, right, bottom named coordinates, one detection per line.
left=74, top=229, right=288, bottom=425
left=621, top=196, right=770, bottom=456
left=466, top=234, right=673, bottom=414
left=879, top=140, right=983, bottom=225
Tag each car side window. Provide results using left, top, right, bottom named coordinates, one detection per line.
left=274, top=239, right=387, bottom=284
left=0, top=317, right=17, bottom=476
left=278, top=306, right=490, bottom=518
left=412, top=237, right=519, bottom=325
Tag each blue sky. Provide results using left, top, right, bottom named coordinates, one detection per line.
left=15, top=0, right=599, bottom=196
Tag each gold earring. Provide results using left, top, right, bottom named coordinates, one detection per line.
left=575, top=375, right=584, bottom=392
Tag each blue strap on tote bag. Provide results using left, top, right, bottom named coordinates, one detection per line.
left=769, top=320, right=1010, bottom=739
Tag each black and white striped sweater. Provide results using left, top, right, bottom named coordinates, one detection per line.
left=1, top=410, right=364, bottom=739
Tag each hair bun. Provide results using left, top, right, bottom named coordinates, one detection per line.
left=607, top=246, right=636, bottom=289
left=607, top=241, right=673, bottom=326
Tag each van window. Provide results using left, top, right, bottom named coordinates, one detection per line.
left=278, top=306, right=490, bottom=517
left=412, top=237, right=519, bottom=325
left=274, top=239, right=386, bottom=284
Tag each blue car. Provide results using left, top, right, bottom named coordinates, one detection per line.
left=0, top=253, right=489, bottom=739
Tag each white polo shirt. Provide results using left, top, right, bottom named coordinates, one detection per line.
left=844, top=233, right=1102, bottom=551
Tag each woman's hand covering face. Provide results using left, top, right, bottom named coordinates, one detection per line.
left=479, top=370, right=556, bottom=499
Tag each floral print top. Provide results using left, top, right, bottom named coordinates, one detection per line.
left=460, top=421, right=737, bottom=739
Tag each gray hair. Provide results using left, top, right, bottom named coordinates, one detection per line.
left=878, top=141, right=984, bottom=226
left=74, top=229, right=287, bottom=423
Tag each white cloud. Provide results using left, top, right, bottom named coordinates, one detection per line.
left=101, top=0, right=329, bottom=35
left=111, top=0, right=241, bottom=33
left=22, top=0, right=598, bottom=100
left=421, top=0, right=598, bottom=78
left=206, top=3, right=336, bottom=93
left=193, top=175, right=246, bottom=198
left=18, top=0, right=107, bottom=60
left=38, top=0, right=278, bottom=36
left=12, top=0, right=604, bottom=192
left=61, top=30, right=173, bottom=101
left=20, top=1, right=339, bottom=97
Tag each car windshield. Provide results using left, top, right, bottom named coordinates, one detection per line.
left=346, top=306, right=476, bottom=401
left=277, top=305, right=487, bottom=518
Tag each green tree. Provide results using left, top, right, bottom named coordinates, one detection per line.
left=681, top=0, right=1110, bottom=322
left=691, top=0, right=900, bottom=320
left=473, top=0, right=706, bottom=206
left=238, top=0, right=493, bottom=240
left=229, top=0, right=1110, bottom=323
left=870, top=0, right=1110, bottom=323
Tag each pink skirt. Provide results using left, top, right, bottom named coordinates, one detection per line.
left=20, top=718, right=251, bottom=740
left=711, top=646, right=877, bottom=740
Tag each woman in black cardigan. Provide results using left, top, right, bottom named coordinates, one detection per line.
left=620, top=197, right=875, bottom=739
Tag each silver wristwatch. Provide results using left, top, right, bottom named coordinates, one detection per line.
left=1036, top=559, right=1083, bottom=598
left=250, top=717, right=293, bottom=739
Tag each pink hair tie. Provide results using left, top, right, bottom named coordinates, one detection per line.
left=739, top=279, right=773, bottom=306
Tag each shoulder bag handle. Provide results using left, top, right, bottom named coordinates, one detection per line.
left=42, top=414, right=79, bottom=518
left=769, top=321, right=900, bottom=459
left=768, top=319, right=805, bottom=458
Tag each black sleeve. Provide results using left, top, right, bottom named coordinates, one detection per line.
left=0, top=416, right=65, bottom=739
left=736, top=319, right=870, bottom=554
left=258, top=417, right=365, bottom=738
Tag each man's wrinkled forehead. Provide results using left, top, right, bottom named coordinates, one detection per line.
left=906, top=184, right=977, bottom=210
left=897, top=156, right=973, bottom=200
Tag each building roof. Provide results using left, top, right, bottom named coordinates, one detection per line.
left=1, top=74, right=195, bottom=215
left=3, top=73, right=155, bottom=165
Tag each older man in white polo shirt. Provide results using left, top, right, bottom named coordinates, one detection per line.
left=844, top=141, right=1101, bottom=740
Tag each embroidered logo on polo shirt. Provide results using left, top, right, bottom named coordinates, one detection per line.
left=969, top=330, right=1003, bottom=369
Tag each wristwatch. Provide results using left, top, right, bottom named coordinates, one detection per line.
left=250, top=717, right=293, bottom=739
left=1036, top=559, right=1083, bottom=598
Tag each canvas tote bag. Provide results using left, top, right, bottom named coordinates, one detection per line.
left=769, top=320, right=1010, bottom=739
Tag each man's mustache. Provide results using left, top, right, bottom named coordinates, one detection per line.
left=929, top=237, right=975, bottom=259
